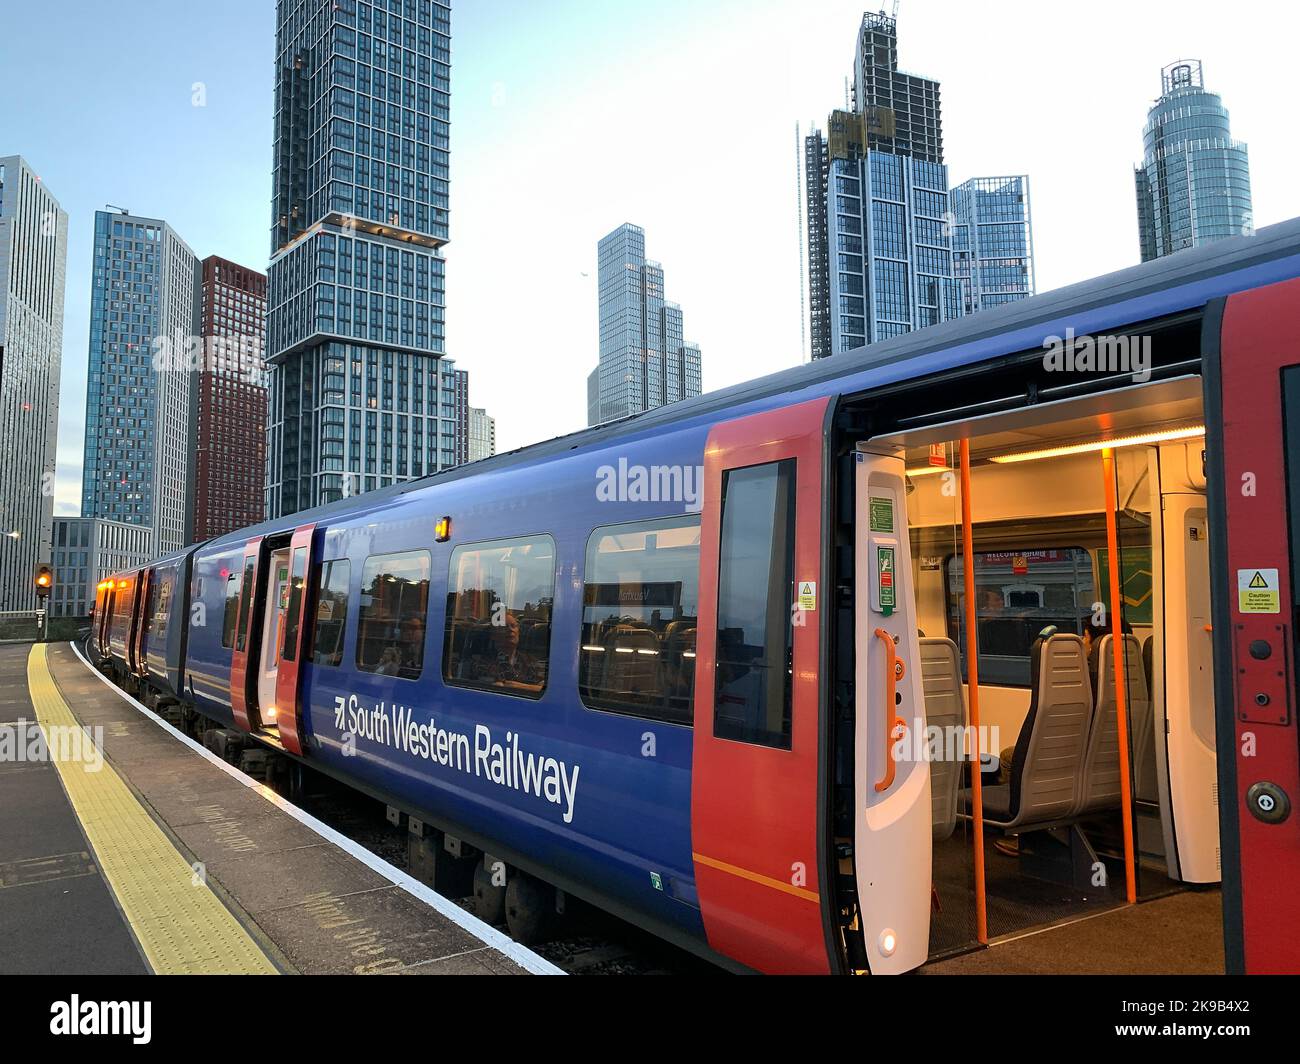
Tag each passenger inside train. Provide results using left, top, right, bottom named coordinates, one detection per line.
left=873, top=373, right=1217, bottom=960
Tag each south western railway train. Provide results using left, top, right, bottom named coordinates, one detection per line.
left=91, top=220, right=1300, bottom=975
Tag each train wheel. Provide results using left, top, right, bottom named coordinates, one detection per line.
left=473, top=860, right=507, bottom=925
left=504, top=873, right=553, bottom=944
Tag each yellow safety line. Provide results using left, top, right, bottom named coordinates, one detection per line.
left=693, top=852, right=820, bottom=903
left=27, top=645, right=278, bottom=975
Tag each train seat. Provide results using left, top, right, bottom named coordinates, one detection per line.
left=919, top=637, right=965, bottom=842
left=1075, top=634, right=1147, bottom=815
left=596, top=624, right=662, bottom=704
left=971, top=633, right=1094, bottom=830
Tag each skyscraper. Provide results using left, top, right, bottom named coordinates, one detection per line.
left=803, top=13, right=961, bottom=357
left=193, top=256, right=267, bottom=541
left=1135, top=60, right=1253, bottom=262
left=950, top=176, right=1035, bottom=315
left=0, top=155, right=67, bottom=610
left=266, top=0, right=464, bottom=518
left=81, top=210, right=199, bottom=556
left=587, top=223, right=702, bottom=427
left=468, top=406, right=495, bottom=462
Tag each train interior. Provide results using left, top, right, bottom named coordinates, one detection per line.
left=862, top=374, right=1222, bottom=969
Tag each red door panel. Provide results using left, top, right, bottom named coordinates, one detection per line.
left=230, top=537, right=264, bottom=733
left=274, top=524, right=316, bottom=756
left=691, top=396, right=832, bottom=974
left=1216, top=277, right=1300, bottom=974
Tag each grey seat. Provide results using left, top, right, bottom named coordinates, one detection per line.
left=1076, top=633, right=1148, bottom=815
left=980, top=633, right=1094, bottom=831
left=919, top=638, right=964, bottom=841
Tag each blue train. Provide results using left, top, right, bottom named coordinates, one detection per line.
left=92, top=218, right=1300, bottom=974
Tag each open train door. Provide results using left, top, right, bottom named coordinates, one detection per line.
left=230, top=536, right=265, bottom=734
left=1206, top=279, right=1300, bottom=974
left=273, top=523, right=316, bottom=756
left=852, top=446, right=932, bottom=974
left=692, top=397, right=835, bottom=974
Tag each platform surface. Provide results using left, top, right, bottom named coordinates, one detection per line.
left=0, top=642, right=561, bottom=976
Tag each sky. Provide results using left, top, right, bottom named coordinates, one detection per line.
left=2, top=0, right=1298, bottom=517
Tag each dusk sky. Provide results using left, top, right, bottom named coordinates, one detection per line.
left=2, top=0, right=1298, bottom=515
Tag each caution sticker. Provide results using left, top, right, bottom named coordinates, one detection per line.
left=1238, top=568, right=1280, bottom=614
left=798, top=582, right=817, bottom=612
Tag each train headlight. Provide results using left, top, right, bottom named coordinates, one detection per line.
left=879, top=929, right=898, bottom=957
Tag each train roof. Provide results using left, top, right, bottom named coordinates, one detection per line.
left=180, top=215, right=1300, bottom=560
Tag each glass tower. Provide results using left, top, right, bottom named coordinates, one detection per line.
left=81, top=210, right=198, bottom=556
left=805, top=13, right=960, bottom=357
left=266, top=0, right=464, bottom=517
left=1135, top=60, right=1253, bottom=262
left=587, top=223, right=702, bottom=427
left=0, top=155, right=67, bottom=609
left=950, top=176, right=1035, bottom=315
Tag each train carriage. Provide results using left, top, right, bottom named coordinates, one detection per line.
left=92, top=218, right=1300, bottom=974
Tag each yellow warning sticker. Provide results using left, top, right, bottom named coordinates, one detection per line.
left=1238, top=568, right=1280, bottom=614
left=798, top=582, right=817, bottom=612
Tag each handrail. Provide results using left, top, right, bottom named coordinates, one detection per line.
left=873, top=627, right=907, bottom=794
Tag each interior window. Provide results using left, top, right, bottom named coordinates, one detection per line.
left=281, top=546, right=309, bottom=662
left=714, top=460, right=797, bottom=749
left=944, top=548, right=1095, bottom=687
left=443, top=535, right=555, bottom=699
left=579, top=515, right=700, bottom=725
left=357, top=550, right=430, bottom=679
left=311, top=559, right=351, bottom=667
left=235, top=558, right=256, bottom=652
left=221, top=571, right=241, bottom=649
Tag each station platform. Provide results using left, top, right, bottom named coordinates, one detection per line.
left=0, top=642, right=562, bottom=976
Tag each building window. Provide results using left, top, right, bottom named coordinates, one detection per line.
left=443, top=535, right=555, bottom=699
left=578, top=516, right=700, bottom=725
left=714, top=460, right=797, bottom=750
left=356, top=550, right=430, bottom=679
left=310, top=559, right=351, bottom=667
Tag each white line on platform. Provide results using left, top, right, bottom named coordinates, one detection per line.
left=69, top=641, right=565, bottom=976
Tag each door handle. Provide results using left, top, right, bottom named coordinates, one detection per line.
left=874, top=628, right=908, bottom=793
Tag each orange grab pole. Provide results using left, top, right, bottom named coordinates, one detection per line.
left=959, top=440, right=989, bottom=944
left=873, top=628, right=907, bottom=793
left=1101, top=447, right=1138, bottom=905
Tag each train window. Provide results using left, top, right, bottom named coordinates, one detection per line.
left=235, top=558, right=257, bottom=652
left=221, top=571, right=241, bottom=649
left=443, top=535, right=555, bottom=699
left=143, top=577, right=159, bottom=635
left=944, top=548, right=1095, bottom=687
left=357, top=550, right=431, bottom=680
left=281, top=546, right=310, bottom=663
left=310, top=559, right=351, bottom=667
left=153, top=576, right=173, bottom=639
left=714, top=460, right=796, bottom=750
left=579, top=516, right=700, bottom=725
